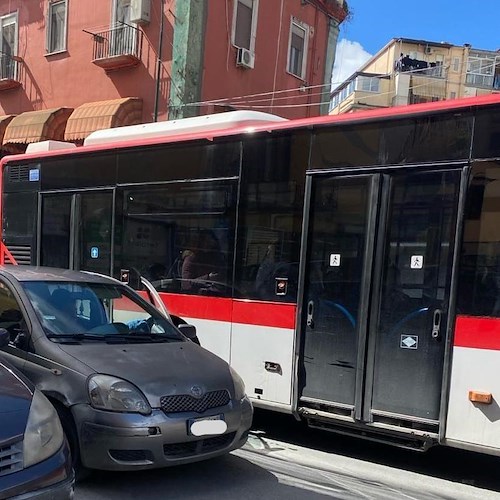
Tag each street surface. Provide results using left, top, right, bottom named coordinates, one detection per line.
left=75, top=411, right=500, bottom=499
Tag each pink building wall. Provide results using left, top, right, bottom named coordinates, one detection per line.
left=0, top=1, right=173, bottom=122
left=203, top=0, right=333, bottom=119
left=0, top=1, right=343, bottom=122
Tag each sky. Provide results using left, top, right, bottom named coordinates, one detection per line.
left=332, top=0, right=500, bottom=88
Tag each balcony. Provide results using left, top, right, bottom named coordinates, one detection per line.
left=395, top=55, right=445, bottom=79
left=89, top=24, right=143, bottom=71
left=311, top=0, right=349, bottom=23
left=0, top=53, right=21, bottom=91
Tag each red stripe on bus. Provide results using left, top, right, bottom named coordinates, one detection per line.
left=231, top=300, right=296, bottom=330
left=454, top=315, right=500, bottom=350
left=159, top=293, right=296, bottom=329
left=161, top=294, right=232, bottom=322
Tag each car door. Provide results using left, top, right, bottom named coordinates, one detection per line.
left=0, top=276, right=31, bottom=371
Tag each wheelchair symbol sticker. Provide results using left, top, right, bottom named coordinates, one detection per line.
left=330, top=254, right=341, bottom=267
left=90, top=247, right=99, bottom=259
left=410, top=255, right=423, bottom=269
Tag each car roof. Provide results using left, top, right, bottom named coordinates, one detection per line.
left=0, top=265, right=120, bottom=284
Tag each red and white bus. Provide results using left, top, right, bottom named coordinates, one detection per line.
left=2, top=94, right=500, bottom=456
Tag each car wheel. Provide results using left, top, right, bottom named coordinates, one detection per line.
left=53, top=402, right=91, bottom=482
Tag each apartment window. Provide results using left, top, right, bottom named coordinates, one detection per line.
left=287, top=20, right=308, bottom=80
left=47, top=0, right=67, bottom=53
left=355, top=76, right=380, bottom=92
left=233, top=0, right=258, bottom=52
left=466, top=52, right=496, bottom=88
left=450, top=91, right=457, bottom=99
left=453, top=57, right=460, bottom=72
left=111, top=0, right=136, bottom=56
left=409, top=51, right=424, bottom=61
left=0, top=13, right=18, bottom=80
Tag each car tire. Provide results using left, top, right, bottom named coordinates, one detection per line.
left=53, top=402, right=91, bottom=482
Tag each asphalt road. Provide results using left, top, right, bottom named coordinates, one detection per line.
left=75, top=410, right=500, bottom=499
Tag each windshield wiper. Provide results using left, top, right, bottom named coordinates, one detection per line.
left=46, top=333, right=180, bottom=343
left=103, top=334, right=175, bottom=343
left=46, top=333, right=108, bottom=342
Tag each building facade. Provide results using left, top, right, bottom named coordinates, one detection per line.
left=0, top=0, right=348, bottom=152
left=330, top=38, right=500, bottom=114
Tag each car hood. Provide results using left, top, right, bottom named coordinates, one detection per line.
left=57, top=341, right=235, bottom=408
left=0, top=362, right=31, bottom=442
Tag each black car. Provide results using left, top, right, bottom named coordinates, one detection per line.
left=0, top=329, right=74, bottom=500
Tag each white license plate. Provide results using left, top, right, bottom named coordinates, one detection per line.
left=189, top=414, right=227, bottom=437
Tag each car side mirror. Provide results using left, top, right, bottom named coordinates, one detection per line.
left=0, top=328, right=9, bottom=348
left=178, top=324, right=199, bottom=345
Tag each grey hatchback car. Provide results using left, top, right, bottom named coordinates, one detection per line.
left=0, top=266, right=252, bottom=472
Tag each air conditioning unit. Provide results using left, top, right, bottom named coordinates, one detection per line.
left=130, top=0, right=151, bottom=25
left=236, top=47, right=255, bottom=69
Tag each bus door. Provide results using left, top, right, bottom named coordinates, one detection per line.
left=299, top=168, right=462, bottom=430
left=38, top=190, right=114, bottom=275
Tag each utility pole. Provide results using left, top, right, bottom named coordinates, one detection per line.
left=153, top=0, right=165, bottom=122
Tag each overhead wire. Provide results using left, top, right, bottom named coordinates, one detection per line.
left=177, top=57, right=500, bottom=112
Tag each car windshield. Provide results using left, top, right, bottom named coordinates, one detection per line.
left=22, top=281, right=183, bottom=343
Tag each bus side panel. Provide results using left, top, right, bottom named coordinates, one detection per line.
left=160, top=293, right=296, bottom=406
left=445, top=316, right=500, bottom=449
left=180, top=318, right=232, bottom=363
left=230, top=300, right=296, bottom=406
left=160, top=294, right=232, bottom=363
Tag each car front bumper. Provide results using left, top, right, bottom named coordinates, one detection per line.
left=73, top=396, right=253, bottom=471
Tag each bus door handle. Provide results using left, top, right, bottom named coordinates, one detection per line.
left=431, top=309, right=442, bottom=340
left=307, top=300, right=314, bottom=328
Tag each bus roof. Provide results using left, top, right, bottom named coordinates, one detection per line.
left=83, top=110, right=288, bottom=146
left=3, top=93, right=500, bottom=166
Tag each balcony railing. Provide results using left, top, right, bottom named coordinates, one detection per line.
left=395, top=56, right=446, bottom=79
left=0, top=52, right=21, bottom=90
left=90, top=24, right=142, bottom=71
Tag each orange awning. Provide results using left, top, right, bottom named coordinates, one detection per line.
left=0, top=115, right=15, bottom=145
left=3, top=108, right=73, bottom=149
left=64, top=97, right=143, bottom=141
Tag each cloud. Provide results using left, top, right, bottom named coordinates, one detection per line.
left=331, top=39, right=372, bottom=90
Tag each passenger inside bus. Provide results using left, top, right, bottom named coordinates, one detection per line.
left=181, top=230, right=225, bottom=291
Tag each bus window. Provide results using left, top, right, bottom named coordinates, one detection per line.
left=457, top=161, right=500, bottom=317
left=472, top=108, right=500, bottom=159
left=117, top=142, right=240, bottom=183
left=235, top=134, right=307, bottom=302
left=120, top=180, right=237, bottom=297
left=311, top=112, right=473, bottom=169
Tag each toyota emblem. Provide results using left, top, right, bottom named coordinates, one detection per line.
left=190, top=385, right=204, bottom=398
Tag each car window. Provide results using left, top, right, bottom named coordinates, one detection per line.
left=0, top=279, right=27, bottom=345
left=22, top=281, right=183, bottom=342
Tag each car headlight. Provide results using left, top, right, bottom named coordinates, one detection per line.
left=88, top=374, right=151, bottom=415
left=229, top=366, right=246, bottom=400
left=23, top=390, right=64, bottom=468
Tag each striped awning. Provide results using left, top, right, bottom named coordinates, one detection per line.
left=0, top=115, right=15, bottom=145
left=64, top=97, right=143, bottom=141
left=2, top=108, right=73, bottom=149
